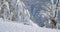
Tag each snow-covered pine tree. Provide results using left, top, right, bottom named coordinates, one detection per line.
left=0, top=0, right=39, bottom=27
left=40, top=0, right=60, bottom=29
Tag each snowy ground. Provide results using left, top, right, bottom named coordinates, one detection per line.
left=0, top=18, right=60, bottom=32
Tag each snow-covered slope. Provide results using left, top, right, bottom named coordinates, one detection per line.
left=0, top=18, right=60, bottom=32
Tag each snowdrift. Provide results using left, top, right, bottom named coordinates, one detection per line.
left=0, top=18, right=60, bottom=32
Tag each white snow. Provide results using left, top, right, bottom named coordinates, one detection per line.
left=0, top=18, right=60, bottom=32
left=0, top=0, right=60, bottom=32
